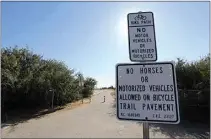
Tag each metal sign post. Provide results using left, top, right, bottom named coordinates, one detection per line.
left=143, top=122, right=149, bottom=139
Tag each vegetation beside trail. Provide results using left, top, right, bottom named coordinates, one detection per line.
left=100, top=86, right=115, bottom=90
left=176, top=55, right=210, bottom=124
left=1, top=46, right=97, bottom=123
left=1, top=46, right=209, bottom=125
left=110, top=91, right=115, bottom=97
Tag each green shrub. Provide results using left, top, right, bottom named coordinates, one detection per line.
left=1, top=46, right=97, bottom=121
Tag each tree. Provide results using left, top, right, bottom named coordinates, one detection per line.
left=82, top=77, right=97, bottom=97
left=175, top=54, right=210, bottom=123
left=1, top=46, right=97, bottom=122
left=108, top=86, right=114, bottom=89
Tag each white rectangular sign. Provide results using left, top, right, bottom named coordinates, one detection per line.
left=116, top=62, right=180, bottom=124
left=128, top=12, right=157, bottom=62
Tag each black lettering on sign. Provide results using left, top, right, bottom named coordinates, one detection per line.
left=131, top=21, right=139, bottom=24
left=128, top=113, right=140, bottom=117
left=140, top=67, right=163, bottom=74
left=132, top=49, right=154, bottom=53
left=153, top=94, right=174, bottom=102
left=142, top=103, right=146, bottom=110
left=118, top=85, right=145, bottom=92
left=135, top=33, right=148, bottom=38
left=126, top=68, right=133, bottom=74
left=120, top=103, right=127, bottom=109
left=133, top=38, right=152, bottom=43
left=149, top=85, right=174, bottom=92
left=145, top=103, right=174, bottom=111
left=153, top=114, right=161, bottom=118
left=133, top=54, right=153, bottom=59
left=164, top=114, right=174, bottom=119
left=121, top=113, right=125, bottom=116
left=119, top=94, right=141, bottom=101
left=140, top=76, right=148, bottom=83
left=141, top=20, right=151, bottom=24
left=143, top=94, right=150, bottom=101
left=119, top=85, right=124, bottom=91
left=120, top=103, right=137, bottom=110
left=140, top=44, right=145, bottom=48
left=137, top=28, right=146, bottom=32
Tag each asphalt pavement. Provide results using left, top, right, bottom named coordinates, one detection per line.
left=1, top=90, right=171, bottom=138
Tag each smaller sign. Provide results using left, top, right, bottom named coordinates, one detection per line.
left=128, top=12, right=157, bottom=62
left=116, top=62, right=180, bottom=124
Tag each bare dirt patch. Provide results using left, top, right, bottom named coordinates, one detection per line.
left=110, top=90, right=116, bottom=97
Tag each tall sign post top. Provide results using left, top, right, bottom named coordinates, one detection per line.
left=128, top=11, right=157, bottom=62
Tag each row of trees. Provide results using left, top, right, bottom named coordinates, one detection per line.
left=1, top=46, right=97, bottom=121
left=175, top=54, right=210, bottom=123
left=100, top=86, right=115, bottom=90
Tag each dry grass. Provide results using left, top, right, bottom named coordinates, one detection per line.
left=60, top=98, right=91, bottom=111
left=111, top=92, right=115, bottom=96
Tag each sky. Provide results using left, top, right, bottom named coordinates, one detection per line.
left=1, top=2, right=210, bottom=88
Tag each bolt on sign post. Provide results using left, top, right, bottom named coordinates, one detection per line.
left=116, top=11, right=180, bottom=139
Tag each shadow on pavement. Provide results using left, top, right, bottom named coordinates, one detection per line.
left=2, top=99, right=92, bottom=127
left=145, top=121, right=210, bottom=139
left=2, top=107, right=64, bottom=128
